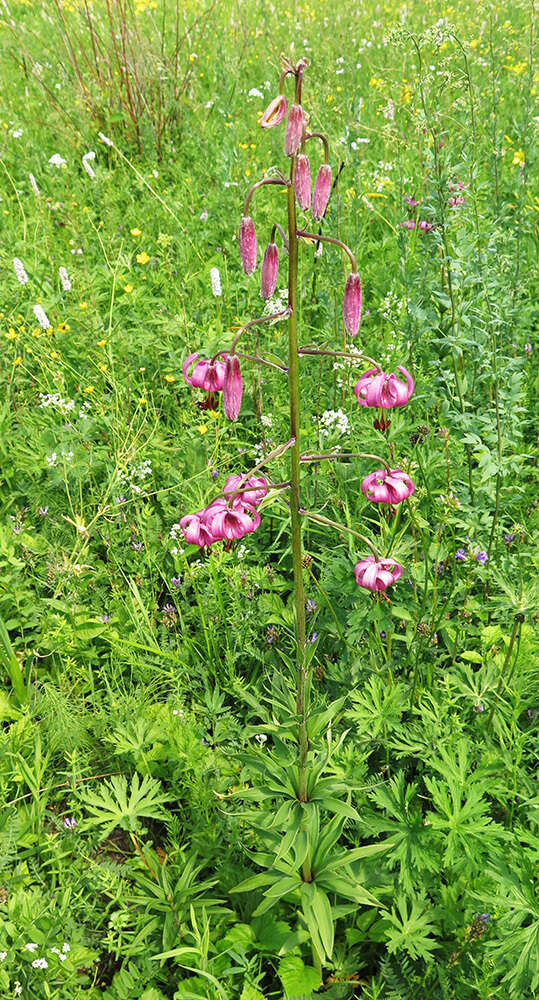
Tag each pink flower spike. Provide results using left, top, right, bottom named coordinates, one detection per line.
left=223, top=474, right=267, bottom=507
left=405, top=195, right=420, bottom=207
left=284, top=104, right=305, bottom=157
left=183, top=353, right=226, bottom=392
left=343, top=272, right=362, bottom=337
left=260, top=94, right=288, bottom=129
left=418, top=220, right=435, bottom=231
left=294, top=153, right=311, bottom=211
left=353, top=366, right=414, bottom=409
left=354, top=556, right=403, bottom=592
left=402, top=220, right=416, bottom=230
left=312, top=163, right=332, bottom=220
left=361, top=468, right=415, bottom=505
left=223, top=355, right=243, bottom=420
left=239, top=215, right=257, bottom=275
left=261, top=242, right=279, bottom=300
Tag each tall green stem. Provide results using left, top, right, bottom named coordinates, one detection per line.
left=287, top=161, right=310, bottom=828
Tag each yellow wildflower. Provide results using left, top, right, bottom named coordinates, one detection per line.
left=136, top=252, right=150, bottom=265
left=130, top=227, right=142, bottom=237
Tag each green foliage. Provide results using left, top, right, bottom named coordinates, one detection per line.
left=0, top=0, right=537, bottom=997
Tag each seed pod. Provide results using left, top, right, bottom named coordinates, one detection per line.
left=261, top=243, right=279, bottom=300
left=260, top=94, right=288, bottom=128
left=294, top=154, right=311, bottom=211
left=343, top=271, right=362, bottom=337
left=284, top=104, right=305, bottom=157
left=312, top=163, right=332, bottom=220
left=239, top=216, right=257, bottom=275
left=223, top=355, right=243, bottom=421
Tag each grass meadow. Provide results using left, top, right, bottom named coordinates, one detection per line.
left=0, top=0, right=537, bottom=997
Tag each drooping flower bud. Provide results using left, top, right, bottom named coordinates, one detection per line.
left=312, top=163, right=332, bottom=220
left=239, top=216, right=257, bottom=275
left=343, top=272, right=362, bottom=337
left=260, top=243, right=279, bottom=300
left=284, top=104, right=305, bottom=157
left=223, top=355, right=243, bottom=420
left=260, top=94, right=288, bottom=129
left=294, top=153, right=311, bottom=211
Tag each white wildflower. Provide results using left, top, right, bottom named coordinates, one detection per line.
left=11, top=127, right=22, bottom=138
left=200, top=208, right=208, bottom=221
left=33, top=304, right=51, bottom=329
left=98, top=132, right=114, bottom=147
left=248, top=87, right=264, bottom=98
left=14, top=984, right=22, bottom=997
left=210, top=267, right=222, bottom=297
left=59, top=266, right=71, bottom=291
left=32, top=957, right=48, bottom=969
left=48, top=153, right=66, bottom=167
left=82, top=152, right=96, bottom=180
left=29, top=172, right=40, bottom=196
left=0, top=951, right=6, bottom=961
left=25, top=943, right=39, bottom=953
left=13, top=257, right=28, bottom=285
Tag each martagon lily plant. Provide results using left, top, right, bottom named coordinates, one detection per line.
left=181, top=56, right=416, bottom=980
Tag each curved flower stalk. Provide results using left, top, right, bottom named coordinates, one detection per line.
left=361, top=468, right=415, bottom=504
left=354, top=366, right=414, bottom=408
left=354, top=556, right=403, bottom=591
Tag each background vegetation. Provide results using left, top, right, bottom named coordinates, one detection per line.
left=0, top=0, right=537, bottom=997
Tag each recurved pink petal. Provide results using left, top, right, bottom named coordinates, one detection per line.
left=260, top=94, right=288, bottom=128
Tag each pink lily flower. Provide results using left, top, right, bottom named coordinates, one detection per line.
left=239, top=216, right=257, bottom=275
left=353, top=366, right=414, bottom=409
left=183, top=353, right=226, bottom=392
left=205, top=501, right=261, bottom=541
left=361, top=468, right=415, bottom=504
left=312, top=163, right=332, bottom=220
left=260, top=94, right=288, bottom=129
left=223, top=474, right=267, bottom=507
left=180, top=511, right=217, bottom=547
left=223, top=355, right=243, bottom=420
left=354, top=556, right=403, bottom=591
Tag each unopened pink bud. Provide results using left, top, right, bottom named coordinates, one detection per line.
left=294, top=154, right=311, bottom=211
left=312, top=163, right=332, bottom=220
left=261, top=243, right=279, bottom=300
left=260, top=94, right=288, bottom=128
left=239, top=216, right=257, bottom=275
left=343, top=272, right=362, bottom=337
left=223, top=355, right=243, bottom=420
left=284, top=104, right=305, bottom=157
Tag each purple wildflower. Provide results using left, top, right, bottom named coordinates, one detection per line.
left=455, top=548, right=467, bottom=561
left=306, top=599, right=318, bottom=614
left=405, top=195, right=420, bottom=206
left=39, top=506, right=49, bottom=517
left=402, top=220, right=415, bottom=230
left=473, top=703, right=485, bottom=713
left=170, top=576, right=182, bottom=588
left=63, top=816, right=78, bottom=830
left=475, top=551, right=488, bottom=564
